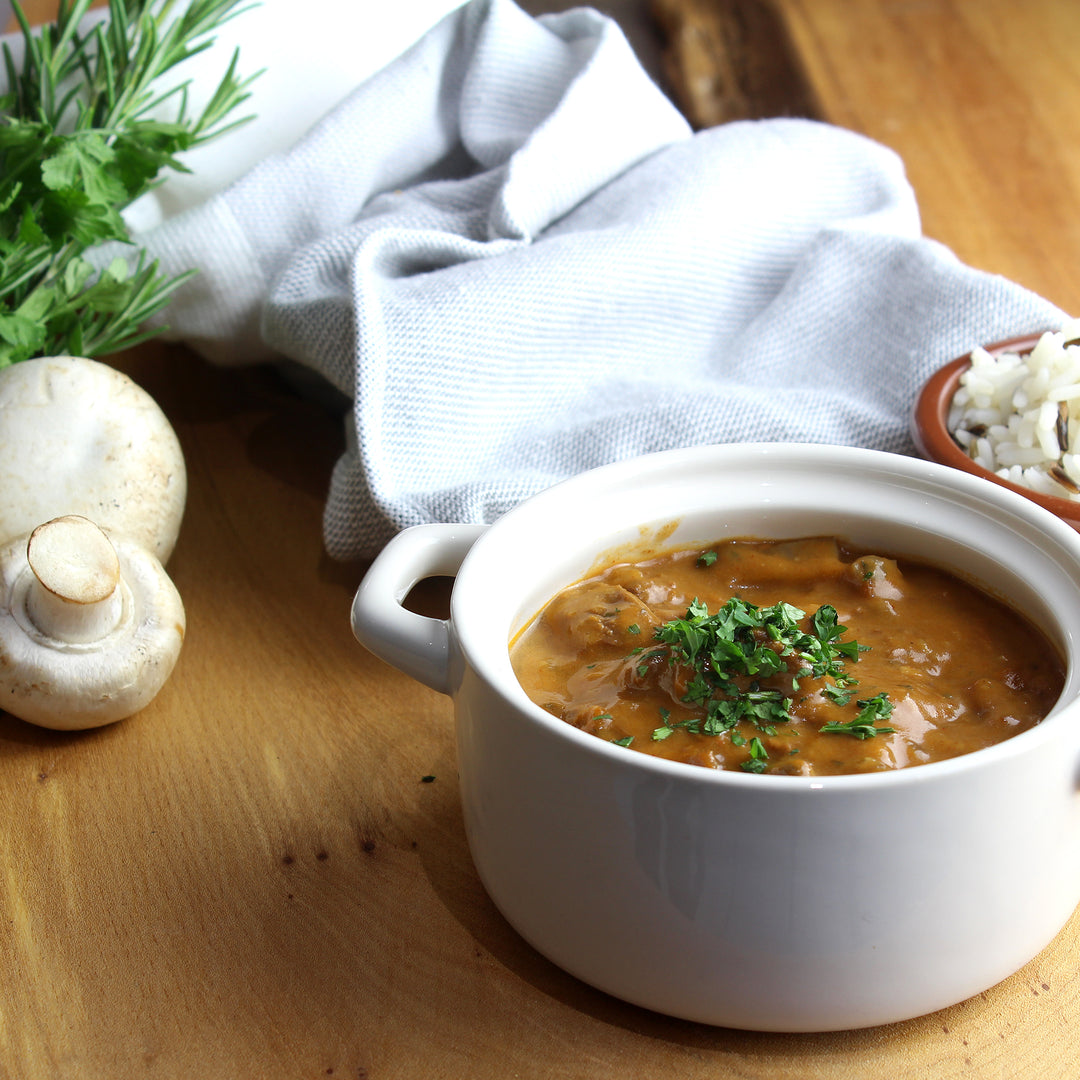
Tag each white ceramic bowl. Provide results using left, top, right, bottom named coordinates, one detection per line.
left=351, top=443, right=1080, bottom=1032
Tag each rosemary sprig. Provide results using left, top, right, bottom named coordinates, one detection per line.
left=0, top=0, right=259, bottom=366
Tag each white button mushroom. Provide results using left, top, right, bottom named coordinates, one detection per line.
left=0, top=515, right=186, bottom=729
left=0, top=355, right=186, bottom=563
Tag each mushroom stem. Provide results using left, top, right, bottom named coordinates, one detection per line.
left=25, top=516, right=124, bottom=644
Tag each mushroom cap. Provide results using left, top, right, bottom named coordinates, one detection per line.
left=0, top=526, right=186, bottom=730
left=0, top=356, right=186, bottom=563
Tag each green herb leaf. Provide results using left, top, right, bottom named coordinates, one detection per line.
left=740, top=736, right=769, bottom=773
left=0, top=0, right=259, bottom=366
left=820, top=693, right=896, bottom=739
left=822, top=684, right=853, bottom=707
left=651, top=707, right=674, bottom=741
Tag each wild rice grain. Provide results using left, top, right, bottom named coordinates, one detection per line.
left=948, top=319, right=1080, bottom=499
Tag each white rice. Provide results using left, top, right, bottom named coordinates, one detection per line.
left=948, top=317, right=1080, bottom=499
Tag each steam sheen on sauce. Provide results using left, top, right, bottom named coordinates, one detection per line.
left=509, top=537, right=1065, bottom=776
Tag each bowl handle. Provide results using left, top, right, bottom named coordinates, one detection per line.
left=350, top=523, right=486, bottom=695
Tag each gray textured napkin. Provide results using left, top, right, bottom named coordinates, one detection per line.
left=120, top=0, right=1066, bottom=558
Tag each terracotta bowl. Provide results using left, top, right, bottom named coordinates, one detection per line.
left=911, top=333, right=1080, bottom=530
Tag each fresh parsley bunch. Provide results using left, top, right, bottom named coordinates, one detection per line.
left=0, top=0, right=257, bottom=366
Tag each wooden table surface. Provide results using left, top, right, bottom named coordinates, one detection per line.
left=4, top=1, right=1080, bottom=1078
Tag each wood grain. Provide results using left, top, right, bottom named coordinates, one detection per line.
left=652, top=0, right=821, bottom=127
left=776, top=0, right=1080, bottom=318
left=2, top=1, right=1080, bottom=1078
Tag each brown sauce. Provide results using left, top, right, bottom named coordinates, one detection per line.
left=509, top=537, right=1065, bottom=776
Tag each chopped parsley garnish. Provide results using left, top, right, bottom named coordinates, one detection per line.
left=822, top=684, right=854, bottom=706
left=644, top=596, right=891, bottom=772
left=698, top=550, right=719, bottom=567
left=740, top=737, right=769, bottom=773
left=819, top=693, right=896, bottom=739
left=652, top=708, right=674, bottom=741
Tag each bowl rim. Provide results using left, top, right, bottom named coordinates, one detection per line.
left=911, top=332, right=1080, bottom=523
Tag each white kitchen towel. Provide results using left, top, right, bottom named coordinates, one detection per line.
left=116, top=0, right=1066, bottom=559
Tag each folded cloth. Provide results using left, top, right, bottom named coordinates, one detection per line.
left=116, top=0, right=1066, bottom=559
